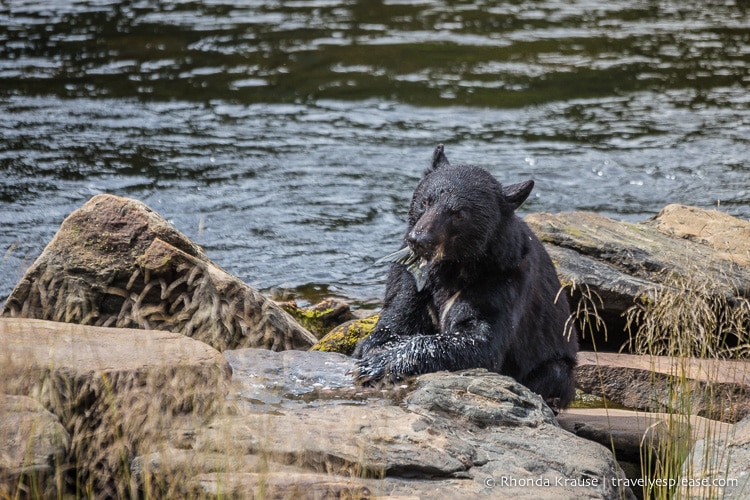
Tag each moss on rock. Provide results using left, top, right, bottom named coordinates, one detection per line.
left=280, top=299, right=353, bottom=339
left=311, top=315, right=379, bottom=355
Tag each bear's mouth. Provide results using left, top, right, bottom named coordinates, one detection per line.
left=376, top=246, right=432, bottom=292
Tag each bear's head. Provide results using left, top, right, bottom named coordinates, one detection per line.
left=404, top=144, right=533, bottom=279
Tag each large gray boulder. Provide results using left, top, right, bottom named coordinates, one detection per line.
left=1, top=194, right=316, bottom=352
left=135, top=349, right=635, bottom=499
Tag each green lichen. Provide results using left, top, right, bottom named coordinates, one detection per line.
left=96, top=231, right=114, bottom=252
left=69, top=223, right=81, bottom=239
left=282, top=304, right=336, bottom=338
left=311, top=315, right=379, bottom=355
left=563, top=226, right=587, bottom=238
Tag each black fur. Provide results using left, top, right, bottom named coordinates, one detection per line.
left=353, top=145, right=578, bottom=409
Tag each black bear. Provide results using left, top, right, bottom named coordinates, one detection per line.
left=353, top=144, right=578, bottom=409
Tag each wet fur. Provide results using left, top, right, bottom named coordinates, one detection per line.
left=353, top=145, right=578, bottom=408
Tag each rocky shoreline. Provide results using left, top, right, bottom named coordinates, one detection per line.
left=2, top=318, right=636, bottom=499
left=3, top=194, right=750, bottom=499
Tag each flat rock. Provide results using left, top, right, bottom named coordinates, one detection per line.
left=0, top=317, right=230, bottom=377
left=576, top=351, right=750, bottom=423
left=134, top=349, right=636, bottom=499
left=1, top=194, right=316, bottom=352
left=525, top=205, right=750, bottom=351
left=558, top=408, right=732, bottom=463
left=0, top=317, right=232, bottom=497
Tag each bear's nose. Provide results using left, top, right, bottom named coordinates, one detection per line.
left=407, top=230, right=435, bottom=257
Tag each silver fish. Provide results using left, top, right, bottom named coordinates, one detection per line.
left=376, top=247, right=432, bottom=292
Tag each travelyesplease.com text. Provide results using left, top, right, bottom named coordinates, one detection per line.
left=485, top=475, right=738, bottom=489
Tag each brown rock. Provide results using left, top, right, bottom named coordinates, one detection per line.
left=1, top=194, right=316, bottom=351
left=575, top=351, right=750, bottom=423
left=558, top=408, right=731, bottom=464
left=646, top=204, right=750, bottom=268
left=0, top=317, right=231, bottom=497
left=0, top=395, right=70, bottom=498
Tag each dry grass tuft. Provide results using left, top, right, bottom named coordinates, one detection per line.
left=624, top=270, right=750, bottom=499
left=625, top=271, right=750, bottom=361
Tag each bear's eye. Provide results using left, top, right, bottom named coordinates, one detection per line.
left=419, top=198, right=430, bottom=210
left=451, top=209, right=467, bottom=221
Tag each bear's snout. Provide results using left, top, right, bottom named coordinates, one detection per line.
left=407, top=228, right=436, bottom=258
left=408, top=205, right=452, bottom=261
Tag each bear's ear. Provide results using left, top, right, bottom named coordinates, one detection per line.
left=502, top=180, right=534, bottom=210
left=427, top=144, right=451, bottom=174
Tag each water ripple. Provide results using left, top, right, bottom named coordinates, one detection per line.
left=1, top=0, right=748, bottom=305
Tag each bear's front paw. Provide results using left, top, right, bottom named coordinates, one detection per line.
left=353, top=353, right=392, bottom=386
left=353, top=359, right=384, bottom=386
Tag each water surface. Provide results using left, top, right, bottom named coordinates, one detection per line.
left=1, top=0, right=749, bottom=306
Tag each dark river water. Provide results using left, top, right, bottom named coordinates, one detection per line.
left=1, top=1, right=749, bottom=308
